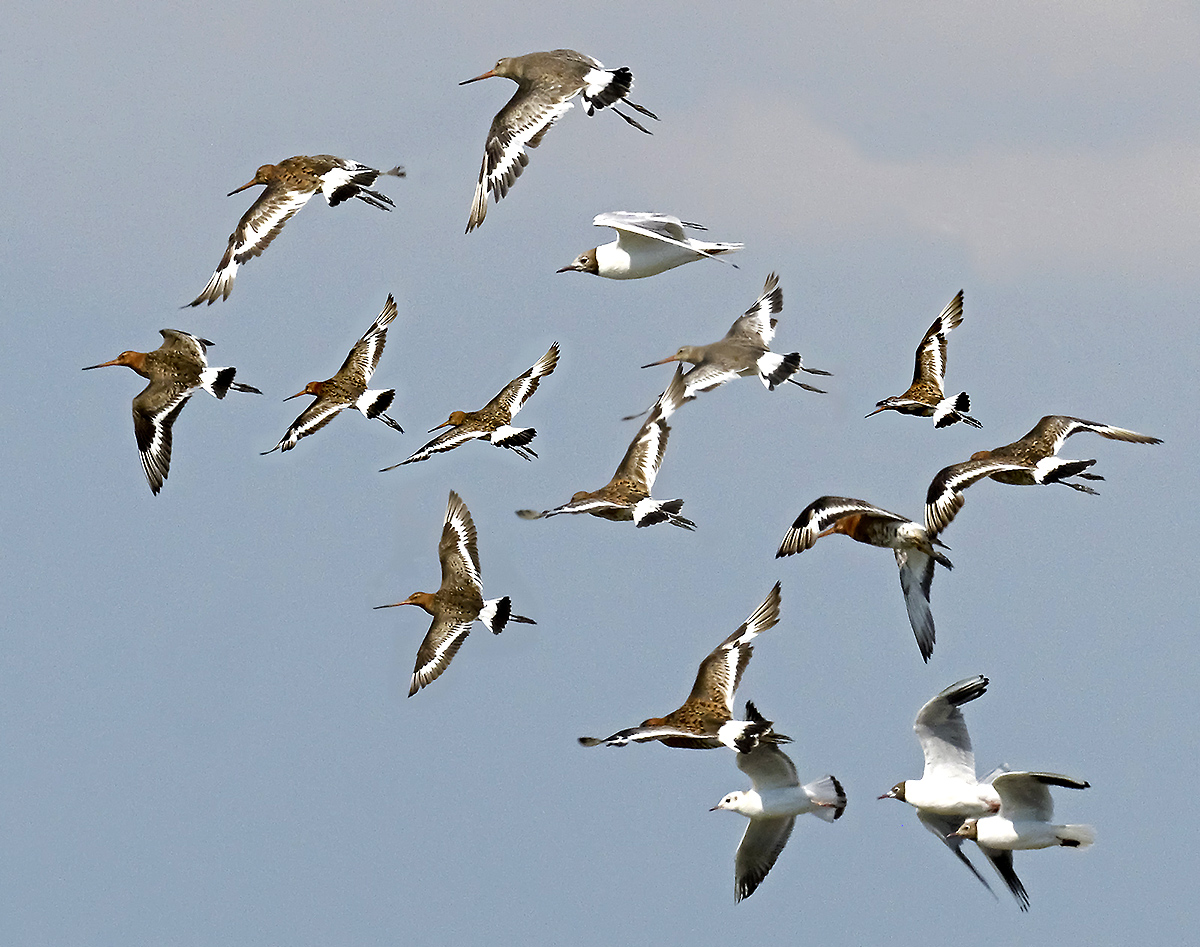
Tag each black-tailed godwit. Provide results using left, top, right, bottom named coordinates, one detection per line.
left=187, top=155, right=403, bottom=305
left=924, top=415, right=1162, bottom=534
left=557, top=212, right=740, bottom=279
left=263, top=295, right=404, bottom=454
left=867, top=290, right=981, bottom=428
left=516, top=366, right=694, bottom=528
left=83, top=330, right=261, bottom=495
left=579, top=583, right=785, bottom=750
left=461, top=50, right=657, bottom=232
left=381, top=343, right=558, bottom=469
left=637, top=273, right=830, bottom=411
left=776, top=496, right=951, bottom=662
left=374, top=490, right=534, bottom=696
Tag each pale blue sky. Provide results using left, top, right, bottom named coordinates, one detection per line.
left=4, top=3, right=1197, bottom=945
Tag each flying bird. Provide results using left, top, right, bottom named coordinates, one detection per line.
left=187, top=155, right=404, bottom=306
left=516, top=366, right=694, bottom=529
left=776, top=496, right=952, bottom=662
left=381, top=343, right=558, bottom=469
left=263, top=295, right=404, bottom=454
left=557, top=212, right=741, bottom=279
left=579, top=583, right=786, bottom=750
left=83, top=329, right=261, bottom=495
left=712, top=703, right=846, bottom=903
left=878, top=676, right=1003, bottom=897
left=955, top=771, right=1095, bottom=911
left=925, top=415, right=1163, bottom=534
left=634, top=273, right=829, bottom=416
left=866, top=290, right=980, bottom=428
left=374, top=490, right=535, bottom=696
left=461, top=49, right=658, bottom=232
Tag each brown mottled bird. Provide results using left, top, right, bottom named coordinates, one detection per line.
left=381, top=343, right=558, bottom=469
left=188, top=154, right=403, bottom=305
left=263, top=295, right=404, bottom=454
left=83, top=329, right=261, bottom=495
left=579, top=583, right=786, bottom=750
left=375, top=491, right=535, bottom=696
left=516, top=366, right=694, bottom=529
left=925, top=415, right=1162, bottom=534
left=776, top=496, right=951, bottom=662
left=461, top=49, right=657, bottom=232
left=867, top=290, right=981, bottom=428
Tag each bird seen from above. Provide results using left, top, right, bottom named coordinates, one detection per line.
left=712, top=702, right=846, bottom=903
left=878, top=675, right=1003, bottom=899
left=866, top=290, right=981, bottom=428
left=263, top=295, right=405, bottom=454
left=374, top=490, right=535, bottom=697
left=632, top=273, right=830, bottom=418
left=381, top=342, right=559, bottom=469
left=557, top=212, right=741, bottom=280
left=84, top=329, right=261, bottom=495
left=579, top=583, right=786, bottom=750
left=187, top=155, right=404, bottom=306
left=924, top=415, right=1163, bottom=534
left=776, top=496, right=952, bottom=662
left=461, top=49, right=658, bottom=233
left=954, top=771, right=1095, bottom=911
left=516, top=366, right=695, bottom=528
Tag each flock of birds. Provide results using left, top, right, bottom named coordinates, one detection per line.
left=82, top=48, right=1162, bottom=906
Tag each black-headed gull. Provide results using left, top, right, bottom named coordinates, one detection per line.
left=557, top=212, right=741, bottom=279
left=955, top=771, right=1094, bottom=911
left=712, top=703, right=846, bottom=902
left=879, top=675, right=1002, bottom=895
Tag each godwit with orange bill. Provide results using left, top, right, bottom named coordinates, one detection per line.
left=712, top=702, right=846, bottom=903
left=557, top=212, right=741, bottom=279
left=262, top=295, right=404, bottom=454
left=867, top=290, right=981, bottom=428
left=924, top=415, right=1162, bottom=534
left=374, top=490, right=534, bottom=696
left=461, top=49, right=657, bottom=232
left=776, top=496, right=952, bottom=662
left=954, top=772, right=1094, bottom=911
left=878, top=676, right=1002, bottom=899
left=635, top=273, right=829, bottom=415
left=579, top=583, right=785, bottom=750
left=187, top=155, right=403, bottom=305
left=381, top=343, right=558, bottom=469
left=516, top=366, right=694, bottom=529
left=83, top=330, right=261, bottom=494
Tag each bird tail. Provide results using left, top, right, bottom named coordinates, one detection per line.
left=479, top=597, right=536, bottom=635
left=933, top=392, right=982, bottom=428
left=357, top=388, right=396, bottom=420
left=491, top=425, right=538, bottom=460
left=1057, top=824, right=1096, bottom=848
left=758, top=352, right=801, bottom=390
left=804, top=775, right=847, bottom=821
left=633, top=497, right=696, bottom=530
left=201, top=366, right=238, bottom=399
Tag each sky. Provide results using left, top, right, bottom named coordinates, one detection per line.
left=4, top=2, right=1198, bottom=944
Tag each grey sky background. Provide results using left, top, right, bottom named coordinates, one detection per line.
left=5, top=3, right=1197, bottom=944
